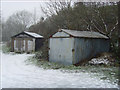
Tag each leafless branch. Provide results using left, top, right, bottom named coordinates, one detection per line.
left=109, top=19, right=118, bottom=38
left=40, top=0, right=72, bottom=17
left=94, top=9, right=108, bottom=32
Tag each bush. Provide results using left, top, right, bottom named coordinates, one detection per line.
left=110, top=34, right=120, bottom=66
left=34, top=51, right=43, bottom=59
left=2, top=44, right=11, bottom=53
left=111, top=44, right=120, bottom=66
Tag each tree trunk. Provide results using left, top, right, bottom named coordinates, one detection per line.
left=118, top=2, right=120, bottom=44
left=118, top=1, right=120, bottom=87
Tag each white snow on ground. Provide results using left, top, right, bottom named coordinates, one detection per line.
left=1, top=51, right=118, bottom=88
left=89, top=58, right=109, bottom=65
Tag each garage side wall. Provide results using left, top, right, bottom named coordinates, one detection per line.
left=49, top=38, right=74, bottom=65
left=74, top=38, right=110, bottom=64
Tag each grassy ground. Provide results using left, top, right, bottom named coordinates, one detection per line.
left=26, top=56, right=119, bottom=84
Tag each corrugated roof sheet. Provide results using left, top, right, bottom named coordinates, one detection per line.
left=61, top=29, right=108, bottom=39
left=24, top=31, right=43, bottom=38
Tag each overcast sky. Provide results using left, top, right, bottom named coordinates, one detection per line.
left=1, top=0, right=119, bottom=21
left=1, top=0, right=47, bottom=21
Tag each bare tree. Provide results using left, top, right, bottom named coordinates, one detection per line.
left=117, top=1, right=120, bottom=86
left=40, top=0, right=72, bottom=17
left=2, top=10, right=34, bottom=41
left=40, top=0, right=73, bottom=29
left=10, top=10, right=33, bottom=28
left=82, top=2, right=118, bottom=38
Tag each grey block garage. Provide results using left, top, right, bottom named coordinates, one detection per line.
left=49, top=29, right=110, bottom=65
left=11, top=31, right=44, bottom=53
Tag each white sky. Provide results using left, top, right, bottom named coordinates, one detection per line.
left=1, top=0, right=119, bottom=21
left=1, top=1, right=47, bottom=21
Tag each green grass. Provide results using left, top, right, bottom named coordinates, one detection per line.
left=0, top=44, right=2, bottom=51
left=26, top=56, right=119, bottom=84
left=26, top=56, right=65, bottom=69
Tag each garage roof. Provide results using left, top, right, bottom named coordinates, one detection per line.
left=11, top=31, right=43, bottom=38
left=59, top=29, right=109, bottom=39
left=24, top=31, right=43, bottom=38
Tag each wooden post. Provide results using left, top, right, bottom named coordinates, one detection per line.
left=25, top=39, right=28, bottom=53
left=11, top=38, right=14, bottom=52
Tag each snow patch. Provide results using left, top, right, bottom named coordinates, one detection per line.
left=24, top=31, right=43, bottom=38
left=89, top=58, right=109, bottom=65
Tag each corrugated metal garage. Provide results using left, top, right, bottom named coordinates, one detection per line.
left=11, top=31, right=44, bottom=53
left=49, top=29, right=110, bottom=65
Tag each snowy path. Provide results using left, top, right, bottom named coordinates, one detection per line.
left=1, top=51, right=118, bottom=88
